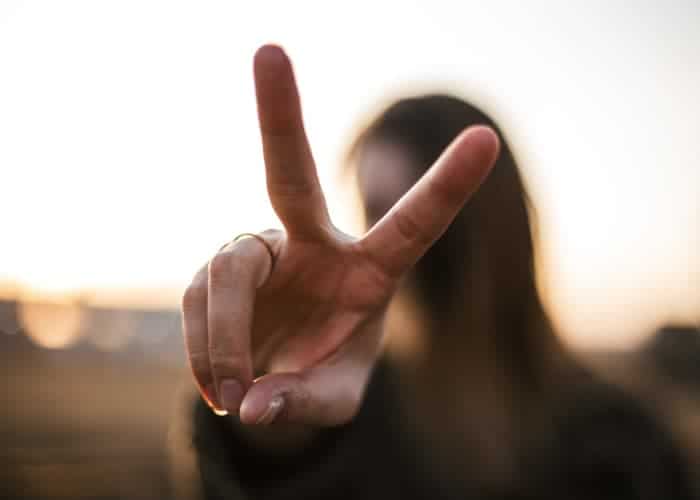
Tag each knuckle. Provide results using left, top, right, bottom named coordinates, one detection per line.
left=228, top=253, right=254, bottom=277
left=268, top=177, right=316, bottom=199
left=210, top=250, right=258, bottom=290
left=209, top=334, right=246, bottom=361
left=209, top=356, right=240, bottom=378
left=208, top=253, right=232, bottom=287
left=393, top=209, right=432, bottom=248
left=259, top=228, right=283, bottom=240
left=209, top=251, right=231, bottom=281
left=286, top=376, right=364, bottom=426
left=294, top=384, right=313, bottom=412
left=283, top=384, right=312, bottom=423
left=182, top=284, right=206, bottom=313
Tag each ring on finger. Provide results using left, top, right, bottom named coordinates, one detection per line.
left=220, top=232, right=277, bottom=276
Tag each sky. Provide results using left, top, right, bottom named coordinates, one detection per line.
left=0, top=0, right=698, bottom=348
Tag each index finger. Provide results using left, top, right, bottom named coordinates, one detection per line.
left=254, top=45, right=330, bottom=238
left=360, top=126, right=499, bottom=277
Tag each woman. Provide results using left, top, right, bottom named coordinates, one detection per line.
left=176, top=45, right=694, bottom=500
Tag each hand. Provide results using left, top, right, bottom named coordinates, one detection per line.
left=182, top=45, right=500, bottom=427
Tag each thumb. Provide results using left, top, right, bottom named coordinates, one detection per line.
left=239, top=361, right=371, bottom=427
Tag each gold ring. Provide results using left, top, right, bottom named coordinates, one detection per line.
left=229, top=232, right=276, bottom=273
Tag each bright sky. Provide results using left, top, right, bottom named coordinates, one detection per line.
left=0, top=1, right=698, bottom=348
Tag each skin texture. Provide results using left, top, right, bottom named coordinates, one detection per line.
left=181, top=44, right=499, bottom=429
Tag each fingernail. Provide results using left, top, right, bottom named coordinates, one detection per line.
left=219, top=379, right=244, bottom=414
left=256, top=396, right=284, bottom=425
left=204, top=384, right=228, bottom=416
left=204, top=383, right=218, bottom=406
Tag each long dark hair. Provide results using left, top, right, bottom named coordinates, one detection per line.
left=349, top=95, right=569, bottom=389
left=348, top=94, right=580, bottom=487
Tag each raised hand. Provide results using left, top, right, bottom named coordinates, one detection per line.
left=182, top=45, right=500, bottom=427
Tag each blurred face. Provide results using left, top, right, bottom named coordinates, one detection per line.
left=355, top=141, right=421, bottom=229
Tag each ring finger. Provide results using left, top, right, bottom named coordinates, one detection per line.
left=207, top=233, right=277, bottom=415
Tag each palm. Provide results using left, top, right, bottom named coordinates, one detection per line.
left=182, top=45, right=499, bottom=425
left=252, top=234, right=393, bottom=375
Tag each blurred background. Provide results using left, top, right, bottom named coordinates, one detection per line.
left=0, top=1, right=698, bottom=499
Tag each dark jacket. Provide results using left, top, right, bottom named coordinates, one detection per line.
left=177, top=360, right=696, bottom=500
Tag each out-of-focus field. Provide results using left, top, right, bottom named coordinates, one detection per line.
left=1, top=298, right=698, bottom=499
left=0, top=299, right=186, bottom=500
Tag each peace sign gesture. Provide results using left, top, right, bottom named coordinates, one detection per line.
left=182, top=45, right=499, bottom=427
